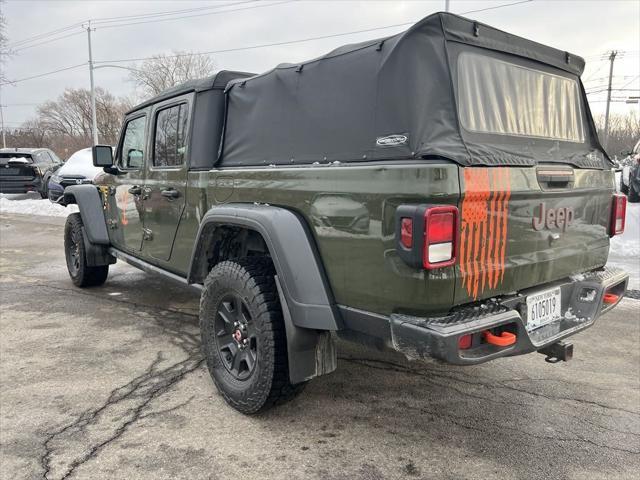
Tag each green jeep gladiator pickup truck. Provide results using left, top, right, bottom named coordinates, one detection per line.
left=62, top=12, right=629, bottom=414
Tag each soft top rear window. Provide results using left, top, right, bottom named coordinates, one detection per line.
left=457, top=52, right=585, bottom=143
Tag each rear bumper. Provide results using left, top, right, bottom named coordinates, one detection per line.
left=389, top=267, right=629, bottom=365
left=0, top=177, right=41, bottom=194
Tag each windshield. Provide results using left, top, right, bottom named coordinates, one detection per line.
left=457, top=52, right=585, bottom=143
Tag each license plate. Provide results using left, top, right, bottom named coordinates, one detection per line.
left=526, top=287, right=562, bottom=331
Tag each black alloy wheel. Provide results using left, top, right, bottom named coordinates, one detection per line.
left=214, top=293, right=258, bottom=381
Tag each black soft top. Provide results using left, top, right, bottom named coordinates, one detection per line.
left=221, top=12, right=607, bottom=169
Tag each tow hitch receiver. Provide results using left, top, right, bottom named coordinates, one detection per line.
left=538, top=341, right=573, bottom=363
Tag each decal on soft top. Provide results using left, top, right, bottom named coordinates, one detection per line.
left=459, top=167, right=511, bottom=300
left=376, top=134, right=408, bottom=147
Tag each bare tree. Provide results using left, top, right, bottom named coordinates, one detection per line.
left=129, top=51, right=216, bottom=99
left=37, top=87, right=129, bottom=145
left=594, top=111, right=640, bottom=158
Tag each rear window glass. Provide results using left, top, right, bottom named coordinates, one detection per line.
left=0, top=153, right=32, bottom=161
left=457, top=52, right=585, bottom=143
left=153, top=103, right=189, bottom=168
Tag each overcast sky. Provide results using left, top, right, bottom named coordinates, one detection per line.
left=1, top=0, right=639, bottom=129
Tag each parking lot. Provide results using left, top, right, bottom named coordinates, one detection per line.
left=1, top=212, right=639, bottom=480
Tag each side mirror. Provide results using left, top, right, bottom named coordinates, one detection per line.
left=92, top=145, right=114, bottom=167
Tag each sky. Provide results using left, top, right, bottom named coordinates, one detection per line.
left=1, top=0, right=639, bottom=130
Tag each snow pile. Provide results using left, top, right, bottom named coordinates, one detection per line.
left=0, top=194, right=78, bottom=218
left=607, top=202, right=640, bottom=289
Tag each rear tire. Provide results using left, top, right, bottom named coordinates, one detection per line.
left=199, top=257, right=305, bottom=414
left=629, top=183, right=640, bottom=203
left=64, top=213, right=109, bottom=287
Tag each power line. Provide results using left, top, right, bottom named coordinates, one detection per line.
left=618, top=75, right=640, bottom=90
left=457, top=0, right=533, bottom=15
left=13, top=31, right=85, bottom=53
left=5, top=1, right=257, bottom=50
left=7, top=22, right=85, bottom=49
left=0, top=63, right=86, bottom=87
left=96, top=0, right=536, bottom=65
left=94, top=1, right=293, bottom=30
left=3, top=0, right=535, bottom=86
left=91, top=0, right=256, bottom=25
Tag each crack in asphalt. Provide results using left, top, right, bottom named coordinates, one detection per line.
left=338, top=356, right=640, bottom=455
left=40, top=352, right=203, bottom=480
left=3, top=276, right=637, bottom=476
left=30, top=282, right=205, bottom=480
left=339, top=356, right=640, bottom=417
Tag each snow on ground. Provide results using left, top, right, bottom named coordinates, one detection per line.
left=1, top=191, right=638, bottom=289
left=0, top=193, right=78, bottom=217
left=608, top=202, right=640, bottom=290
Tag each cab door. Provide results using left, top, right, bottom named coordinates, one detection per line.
left=107, top=113, right=148, bottom=253
left=141, top=97, right=190, bottom=262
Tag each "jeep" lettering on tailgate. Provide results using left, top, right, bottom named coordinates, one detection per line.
left=532, top=203, right=574, bottom=232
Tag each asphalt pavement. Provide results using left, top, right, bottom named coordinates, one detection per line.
left=1, top=213, right=639, bottom=480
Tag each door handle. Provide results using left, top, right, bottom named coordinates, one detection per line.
left=128, top=186, right=142, bottom=195
left=161, top=188, right=180, bottom=199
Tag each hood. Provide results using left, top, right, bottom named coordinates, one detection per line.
left=58, top=148, right=103, bottom=179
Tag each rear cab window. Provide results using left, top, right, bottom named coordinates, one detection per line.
left=152, top=103, right=189, bottom=168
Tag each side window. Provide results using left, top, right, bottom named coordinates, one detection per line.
left=153, top=103, right=189, bottom=168
left=36, top=152, right=49, bottom=164
left=48, top=151, right=61, bottom=163
left=120, top=116, right=147, bottom=169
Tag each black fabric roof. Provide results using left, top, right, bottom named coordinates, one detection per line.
left=127, top=70, right=254, bottom=114
left=221, top=12, right=607, bottom=169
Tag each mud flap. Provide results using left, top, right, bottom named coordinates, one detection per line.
left=275, top=276, right=337, bottom=384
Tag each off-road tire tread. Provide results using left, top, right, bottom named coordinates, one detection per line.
left=64, top=213, right=109, bottom=287
left=200, top=257, right=305, bottom=414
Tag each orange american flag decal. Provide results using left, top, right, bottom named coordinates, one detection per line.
left=459, top=167, right=511, bottom=300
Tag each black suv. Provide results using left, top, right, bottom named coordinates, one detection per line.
left=0, top=148, right=63, bottom=198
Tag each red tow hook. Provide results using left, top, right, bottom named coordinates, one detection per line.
left=483, top=330, right=516, bottom=347
left=603, top=292, right=620, bottom=305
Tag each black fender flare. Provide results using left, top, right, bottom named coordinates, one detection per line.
left=188, top=203, right=340, bottom=383
left=63, top=185, right=110, bottom=245
left=188, top=203, right=341, bottom=331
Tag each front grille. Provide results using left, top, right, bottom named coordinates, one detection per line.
left=60, top=178, right=90, bottom=187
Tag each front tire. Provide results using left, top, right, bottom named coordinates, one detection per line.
left=64, top=213, right=109, bottom=287
left=620, top=177, right=629, bottom=195
left=40, top=176, right=50, bottom=199
left=199, top=257, right=305, bottom=414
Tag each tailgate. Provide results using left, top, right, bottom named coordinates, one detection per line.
left=455, top=166, right=613, bottom=304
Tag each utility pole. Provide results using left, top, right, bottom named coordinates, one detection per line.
left=86, top=20, right=98, bottom=146
left=0, top=86, right=6, bottom=149
left=445, top=0, right=450, bottom=12
left=603, top=50, right=617, bottom=150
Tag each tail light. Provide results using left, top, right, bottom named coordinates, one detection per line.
left=423, top=206, right=458, bottom=269
left=609, top=194, right=626, bottom=237
left=395, top=204, right=459, bottom=270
